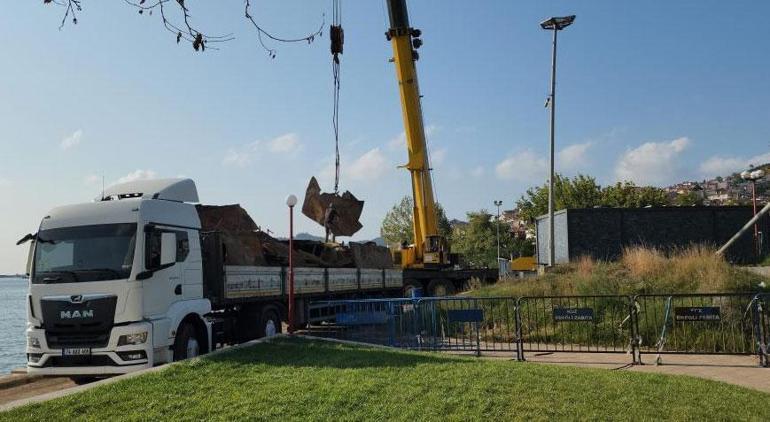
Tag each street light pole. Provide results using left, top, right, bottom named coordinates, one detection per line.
left=540, top=15, right=575, bottom=268
left=494, top=200, right=503, bottom=262
left=547, top=26, right=557, bottom=269
left=285, top=194, right=298, bottom=334
left=741, top=169, right=765, bottom=260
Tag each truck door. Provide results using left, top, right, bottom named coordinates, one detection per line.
left=141, top=225, right=188, bottom=317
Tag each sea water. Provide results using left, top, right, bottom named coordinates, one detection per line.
left=0, top=278, right=28, bottom=374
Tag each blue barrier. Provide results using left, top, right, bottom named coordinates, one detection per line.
left=307, top=293, right=770, bottom=366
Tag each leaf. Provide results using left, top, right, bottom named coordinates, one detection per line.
left=138, top=9, right=143, bottom=14
left=193, top=33, right=203, bottom=51
left=140, top=0, right=145, bottom=3
left=176, top=32, right=182, bottom=43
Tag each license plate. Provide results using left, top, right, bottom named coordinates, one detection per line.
left=62, top=348, right=91, bottom=356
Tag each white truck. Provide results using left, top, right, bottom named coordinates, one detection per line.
left=22, top=178, right=403, bottom=378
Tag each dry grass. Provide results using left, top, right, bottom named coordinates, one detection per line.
left=622, top=246, right=667, bottom=280
left=474, top=245, right=770, bottom=297
left=575, top=255, right=595, bottom=277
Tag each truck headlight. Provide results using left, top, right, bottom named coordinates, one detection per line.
left=118, top=331, right=148, bottom=346
left=27, top=335, right=41, bottom=349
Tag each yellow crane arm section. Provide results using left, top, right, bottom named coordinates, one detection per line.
left=386, top=0, right=439, bottom=265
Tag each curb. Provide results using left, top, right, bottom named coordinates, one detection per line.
left=0, top=334, right=287, bottom=413
left=297, top=334, right=403, bottom=351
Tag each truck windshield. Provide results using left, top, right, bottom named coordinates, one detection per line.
left=32, top=223, right=137, bottom=283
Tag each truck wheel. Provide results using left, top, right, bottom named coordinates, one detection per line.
left=173, top=323, right=200, bottom=361
left=402, top=280, right=422, bottom=298
left=260, top=307, right=283, bottom=338
left=427, top=279, right=455, bottom=297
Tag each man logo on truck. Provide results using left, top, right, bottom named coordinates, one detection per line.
left=60, top=310, right=94, bottom=319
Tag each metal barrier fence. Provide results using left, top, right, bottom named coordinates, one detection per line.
left=308, top=297, right=520, bottom=356
left=634, top=293, right=760, bottom=364
left=307, top=293, right=770, bottom=367
left=516, top=295, right=635, bottom=361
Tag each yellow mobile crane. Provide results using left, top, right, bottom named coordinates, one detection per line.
left=386, top=0, right=447, bottom=270
left=385, top=0, right=496, bottom=295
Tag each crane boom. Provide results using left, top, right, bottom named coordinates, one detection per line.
left=386, top=0, right=448, bottom=268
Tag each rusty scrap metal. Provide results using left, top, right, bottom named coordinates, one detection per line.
left=301, top=177, right=363, bottom=237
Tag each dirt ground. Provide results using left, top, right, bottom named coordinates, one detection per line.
left=0, top=372, right=77, bottom=406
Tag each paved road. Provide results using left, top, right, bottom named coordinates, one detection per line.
left=486, top=351, right=770, bottom=393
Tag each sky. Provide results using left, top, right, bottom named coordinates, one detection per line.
left=1, top=1, right=769, bottom=273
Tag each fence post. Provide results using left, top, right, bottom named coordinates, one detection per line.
left=755, top=294, right=768, bottom=368
left=387, top=301, right=395, bottom=347
left=515, top=297, right=525, bottom=361
left=630, top=295, right=641, bottom=365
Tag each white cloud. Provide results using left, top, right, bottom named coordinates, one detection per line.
left=223, top=133, right=301, bottom=168
left=116, top=169, right=157, bottom=184
left=388, top=125, right=439, bottom=150
left=558, top=142, right=592, bottom=170
left=347, top=148, right=390, bottom=182
left=470, top=166, right=485, bottom=178
left=495, top=150, right=547, bottom=182
left=83, top=174, right=101, bottom=186
left=494, top=143, right=595, bottom=183
left=60, top=129, right=83, bottom=150
left=222, top=141, right=260, bottom=167
left=431, top=147, right=447, bottom=167
left=698, top=151, right=770, bottom=178
left=267, top=133, right=301, bottom=154
left=614, top=137, right=691, bottom=186
left=699, top=156, right=745, bottom=178
left=746, top=152, right=770, bottom=168
left=223, top=149, right=252, bottom=167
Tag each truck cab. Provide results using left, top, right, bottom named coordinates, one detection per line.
left=25, top=178, right=211, bottom=376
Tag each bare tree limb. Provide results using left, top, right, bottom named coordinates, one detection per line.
left=244, top=0, right=324, bottom=58
left=44, top=0, right=324, bottom=56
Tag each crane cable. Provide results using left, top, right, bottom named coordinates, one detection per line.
left=330, top=0, right=344, bottom=194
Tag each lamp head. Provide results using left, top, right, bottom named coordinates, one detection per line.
left=540, top=15, right=576, bottom=30
left=285, top=194, right=298, bottom=207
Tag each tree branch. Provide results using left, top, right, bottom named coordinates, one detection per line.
left=43, top=0, right=324, bottom=56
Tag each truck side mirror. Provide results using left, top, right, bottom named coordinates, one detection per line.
left=25, top=240, right=35, bottom=277
left=160, top=232, right=177, bottom=267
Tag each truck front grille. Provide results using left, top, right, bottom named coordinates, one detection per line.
left=45, top=332, right=110, bottom=349
left=43, top=355, right=117, bottom=367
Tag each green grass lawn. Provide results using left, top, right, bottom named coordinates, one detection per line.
left=3, top=337, right=769, bottom=421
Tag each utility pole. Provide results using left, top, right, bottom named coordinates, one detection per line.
left=540, top=15, right=575, bottom=267
left=494, top=200, right=503, bottom=263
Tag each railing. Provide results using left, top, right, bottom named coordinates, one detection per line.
left=634, top=294, right=760, bottom=364
left=307, top=293, right=770, bottom=367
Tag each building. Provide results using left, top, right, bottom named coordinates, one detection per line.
left=535, top=206, right=769, bottom=265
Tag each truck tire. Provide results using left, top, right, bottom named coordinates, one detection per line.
left=402, top=280, right=422, bottom=298
left=427, top=279, right=455, bottom=297
left=259, top=307, right=283, bottom=338
left=173, top=323, right=201, bottom=361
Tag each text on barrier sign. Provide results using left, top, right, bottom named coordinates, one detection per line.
left=553, top=307, right=594, bottom=322
left=447, top=309, right=484, bottom=323
left=674, top=306, right=721, bottom=322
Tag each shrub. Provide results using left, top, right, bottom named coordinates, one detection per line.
left=474, top=245, right=770, bottom=297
